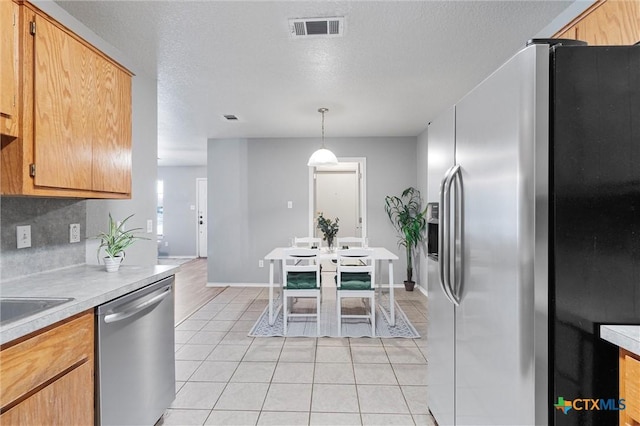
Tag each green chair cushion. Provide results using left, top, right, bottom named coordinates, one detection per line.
left=336, top=272, right=372, bottom=290
left=285, top=271, right=318, bottom=289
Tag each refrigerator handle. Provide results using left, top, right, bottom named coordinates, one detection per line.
left=451, top=166, right=463, bottom=305
left=439, top=165, right=460, bottom=306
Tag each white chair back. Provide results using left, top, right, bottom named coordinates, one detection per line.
left=337, top=237, right=366, bottom=249
left=336, top=248, right=375, bottom=289
left=282, top=247, right=321, bottom=288
left=293, top=237, right=321, bottom=248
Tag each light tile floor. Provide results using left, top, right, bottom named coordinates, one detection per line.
left=159, top=286, right=436, bottom=426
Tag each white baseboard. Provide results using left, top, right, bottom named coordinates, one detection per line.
left=206, top=282, right=268, bottom=288
left=158, top=255, right=197, bottom=259
left=206, top=282, right=412, bottom=289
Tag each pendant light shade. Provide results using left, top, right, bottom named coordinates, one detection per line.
left=308, top=108, right=338, bottom=167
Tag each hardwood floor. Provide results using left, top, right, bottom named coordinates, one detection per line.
left=172, top=258, right=226, bottom=325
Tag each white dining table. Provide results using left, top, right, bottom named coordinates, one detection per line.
left=263, top=246, right=399, bottom=327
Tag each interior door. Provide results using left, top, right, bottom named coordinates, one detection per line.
left=196, top=178, right=207, bottom=258
left=313, top=161, right=361, bottom=238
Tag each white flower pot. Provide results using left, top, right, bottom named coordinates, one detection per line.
left=104, top=256, right=123, bottom=272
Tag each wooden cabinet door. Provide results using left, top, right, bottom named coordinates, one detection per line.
left=575, top=0, right=640, bottom=45
left=1, top=0, right=17, bottom=134
left=0, top=312, right=94, bottom=425
left=0, top=363, right=94, bottom=426
left=92, top=55, right=132, bottom=193
left=33, top=14, right=93, bottom=190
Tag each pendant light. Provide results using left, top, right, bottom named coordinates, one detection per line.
left=307, top=107, right=338, bottom=167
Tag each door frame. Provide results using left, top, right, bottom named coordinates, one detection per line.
left=196, top=178, right=207, bottom=258
left=308, top=157, right=367, bottom=238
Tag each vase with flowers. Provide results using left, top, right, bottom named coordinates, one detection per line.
left=316, top=212, right=339, bottom=251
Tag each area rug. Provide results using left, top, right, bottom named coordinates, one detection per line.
left=249, top=292, right=420, bottom=339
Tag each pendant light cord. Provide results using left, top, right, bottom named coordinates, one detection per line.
left=319, top=107, right=328, bottom=148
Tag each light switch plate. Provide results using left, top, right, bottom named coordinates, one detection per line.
left=17, top=225, right=31, bottom=249
left=147, top=219, right=153, bottom=233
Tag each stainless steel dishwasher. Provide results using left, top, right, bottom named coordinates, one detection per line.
left=96, top=276, right=175, bottom=426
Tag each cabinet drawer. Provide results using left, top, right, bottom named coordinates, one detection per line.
left=0, top=311, right=94, bottom=412
left=626, top=354, right=640, bottom=423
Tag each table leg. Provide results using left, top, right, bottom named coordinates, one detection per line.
left=268, top=260, right=275, bottom=325
left=388, top=260, right=395, bottom=326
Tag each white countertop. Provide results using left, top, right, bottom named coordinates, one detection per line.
left=0, top=264, right=179, bottom=345
left=600, top=325, right=640, bottom=356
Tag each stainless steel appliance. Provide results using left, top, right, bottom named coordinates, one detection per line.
left=427, top=41, right=640, bottom=425
left=96, top=276, right=176, bottom=426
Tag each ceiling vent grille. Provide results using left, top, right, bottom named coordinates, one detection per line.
left=288, top=17, right=344, bottom=38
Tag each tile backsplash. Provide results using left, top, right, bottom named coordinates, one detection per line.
left=1, top=197, right=86, bottom=281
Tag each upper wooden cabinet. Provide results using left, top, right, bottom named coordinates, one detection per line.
left=555, top=0, right=640, bottom=45
left=1, top=1, right=132, bottom=198
left=0, top=0, right=19, bottom=137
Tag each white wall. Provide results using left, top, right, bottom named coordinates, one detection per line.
left=207, top=136, right=418, bottom=285
left=157, top=166, right=207, bottom=257
left=31, top=1, right=159, bottom=267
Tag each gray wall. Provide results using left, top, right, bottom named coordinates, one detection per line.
left=417, top=127, right=429, bottom=293
left=0, top=1, right=158, bottom=281
left=208, top=136, right=418, bottom=285
left=157, top=166, right=207, bottom=257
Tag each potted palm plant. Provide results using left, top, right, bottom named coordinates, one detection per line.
left=384, top=187, right=427, bottom=291
left=95, top=213, right=148, bottom=272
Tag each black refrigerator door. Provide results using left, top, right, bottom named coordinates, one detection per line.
left=551, top=45, right=640, bottom=426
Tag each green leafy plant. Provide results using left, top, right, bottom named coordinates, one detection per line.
left=316, top=212, right=339, bottom=247
left=95, top=213, right=148, bottom=261
left=384, top=187, right=427, bottom=285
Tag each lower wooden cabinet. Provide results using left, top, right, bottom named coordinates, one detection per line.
left=621, top=349, right=640, bottom=426
left=0, top=311, right=94, bottom=426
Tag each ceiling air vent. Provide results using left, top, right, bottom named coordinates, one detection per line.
left=288, top=17, right=344, bottom=38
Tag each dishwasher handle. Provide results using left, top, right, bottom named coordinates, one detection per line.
left=103, top=287, right=172, bottom=324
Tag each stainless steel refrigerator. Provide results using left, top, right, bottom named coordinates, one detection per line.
left=427, top=41, right=640, bottom=426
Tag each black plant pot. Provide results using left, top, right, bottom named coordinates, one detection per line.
left=404, top=280, right=415, bottom=291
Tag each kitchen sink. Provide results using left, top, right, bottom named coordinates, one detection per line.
left=0, top=297, right=74, bottom=325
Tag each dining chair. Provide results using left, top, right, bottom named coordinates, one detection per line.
left=282, top=247, right=321, bottom=335
left=293, top=237, right=321, bottom=248
left=336, top=237, right=367, bottom=266
left=336, top=236, right=366, bottom=249
left=335, top=248, right=375, bottom=337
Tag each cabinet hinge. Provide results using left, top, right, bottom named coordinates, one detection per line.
left=29, top=21, right=36, bottom=35
left=29, top=164, right=36, bottom=177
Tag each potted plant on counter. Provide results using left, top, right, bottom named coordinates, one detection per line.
left=95, top=213, right=148, bottom=272
left=384, top=187, right=427, bottom=291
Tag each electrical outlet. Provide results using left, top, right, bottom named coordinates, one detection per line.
left=147, top=219, right=153, bottom=233
left=16, top=225, right=31, bottom=249
left=259, top=260, right=264, bottom=268
left=69, top=223, right=81, bottom=243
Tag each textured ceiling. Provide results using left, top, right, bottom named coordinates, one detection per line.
left=55, top=0, right=577, bottom=166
